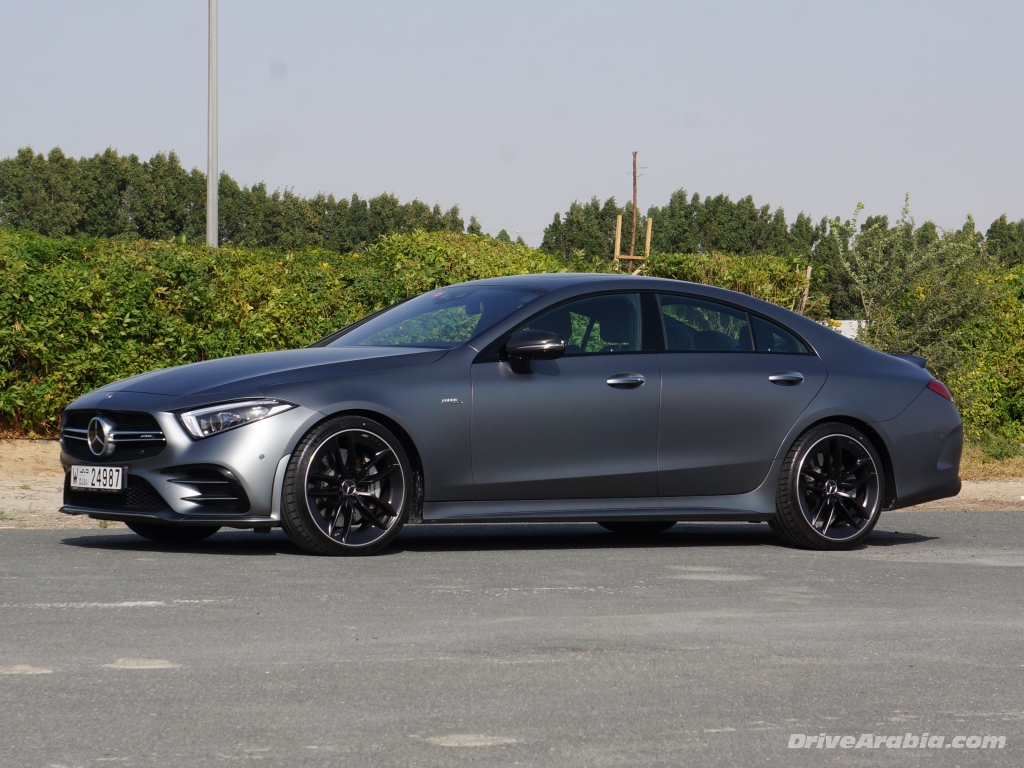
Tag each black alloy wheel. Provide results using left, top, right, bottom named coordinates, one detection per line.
left=125, top=521, right=220, bottom=544
left=771, top=422, right=884, bottom=550
left=281, top=416, right=411, bottom=555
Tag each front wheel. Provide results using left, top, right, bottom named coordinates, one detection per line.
left=770, top=422, right=884, bottom=550
left=281, top=416, right=412, bottom=555
left=125, top=521, right=220, bottom=544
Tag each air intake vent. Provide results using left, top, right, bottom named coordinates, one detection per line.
left=61, top=410, right=166, bottom=463
left=161, top=465, right=251, bottom=514
left=64, top=473, right=169, bottom=511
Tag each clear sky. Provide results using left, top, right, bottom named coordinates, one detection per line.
left=3, top=0, right=1021, bottom=244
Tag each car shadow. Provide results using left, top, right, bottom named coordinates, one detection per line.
left=60, top=522, right=936, bottom=556
left=61, top=530, right=303, bottom=557
left=390, top=522, right=937, bottom=554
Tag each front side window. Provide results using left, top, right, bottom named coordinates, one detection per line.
left=328, top=286, right=543, bottom=348
left=658, top=294, right=753, bottom=351
left=519, top=293, right=642, bottom=355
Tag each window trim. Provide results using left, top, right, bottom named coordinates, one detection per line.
left=474, top=290, right=657, bottom=363
left=653, top=292, right=816, bottom=356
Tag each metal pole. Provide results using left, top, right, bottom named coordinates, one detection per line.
left=206, top=0, right=218, bottom=247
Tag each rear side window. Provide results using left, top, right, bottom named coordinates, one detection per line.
left=657, top=294, right=753, bottom=352
left=750, top=315, right=809, bottom=354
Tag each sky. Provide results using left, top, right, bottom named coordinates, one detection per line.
left=2, top=0, right=1022, bottom=245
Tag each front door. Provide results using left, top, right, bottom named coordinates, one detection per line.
left=472, top=293, right=660, bottom=501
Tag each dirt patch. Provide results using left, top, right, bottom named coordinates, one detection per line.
left=1, top=439, right=1023, bottom=530
left=960, top=443, right=1024, bottom=481
left=0, top=439, right=122, bottom=530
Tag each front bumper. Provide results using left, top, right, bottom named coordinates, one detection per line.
left=60, top=505, right=283, bottom=529
left=60, top=404, right=321, bottom=526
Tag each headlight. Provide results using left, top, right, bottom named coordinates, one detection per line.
left=178, top=400, right=296, bottom=439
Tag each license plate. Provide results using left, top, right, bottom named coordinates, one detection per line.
left=70, top=465, right=125, bottom=492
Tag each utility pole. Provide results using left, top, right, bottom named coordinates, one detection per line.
left=206, top=0, right=218, bottom=248
left=629, top=150, right=638, bottom=257
left=614, top=151, right=650, bottom=275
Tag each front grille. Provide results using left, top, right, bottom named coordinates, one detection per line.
left=64, top=473, right=169, bottom=511
left=61, top=410, right=166, bottom=463
left=162, top=465, right=251, bottom=514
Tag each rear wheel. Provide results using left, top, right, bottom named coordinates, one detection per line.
left=281, top=415, right=411, bottom=555
left=598, top=521, right=676, bottom=535
left=125, top=522, right=220, bottom=544
left=771, top=422, right=884, bottom=550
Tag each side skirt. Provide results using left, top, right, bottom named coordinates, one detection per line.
left=422, top=460, right=783, bottom=523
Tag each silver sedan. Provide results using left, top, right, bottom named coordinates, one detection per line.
left=60, top=274, right=962, bottom=554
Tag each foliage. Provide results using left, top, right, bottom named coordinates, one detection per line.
left=825, top=200, right=1024, bottom=449
left=0, top=147, right=466, bottom=251
left=0, top=229, right=826, bottom=433
left=645, top=251, right=829, bottom=319
left=985, top=214, right=1024, bottom=268
left=541, top=196, right=624, bottom=259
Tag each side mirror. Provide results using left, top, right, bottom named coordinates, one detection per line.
left=506, top=329, right=566, bottom=373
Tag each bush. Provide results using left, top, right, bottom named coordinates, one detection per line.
left=1, top=230, right=823, bottom=433
left=645, top=251, right=829, bottom=319
left=823, top=202, right=1024, bottom=450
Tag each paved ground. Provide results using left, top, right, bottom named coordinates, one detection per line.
left=1, top=512, right=1021, bottom=767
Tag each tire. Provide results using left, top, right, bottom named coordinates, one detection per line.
left=598, top=521, right=676, bottom=535
left=771, top=422, right=884, bottom=550
left=125, top=521, right=220, bottom=544
left=281, top=415, right=412, bottom=555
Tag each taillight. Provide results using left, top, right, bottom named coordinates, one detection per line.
left=926, top=380, right=953, bottom=401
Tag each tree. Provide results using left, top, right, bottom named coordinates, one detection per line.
left=540, top=197, right=622, bottom=259
left=77, top=147, right=137, bottom=238
left=0, top=147, right=82, bottom=236
left=985, top=214, right=1024, bottom=267
left=0, top=146, right=469, bottom=253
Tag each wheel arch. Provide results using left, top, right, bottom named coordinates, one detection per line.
left=335, top=408, right=425, bottom=522
left=799, top=415, right=897, bottom=509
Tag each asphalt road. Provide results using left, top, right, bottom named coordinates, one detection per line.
left=1, top=512, right=1022, bottom=767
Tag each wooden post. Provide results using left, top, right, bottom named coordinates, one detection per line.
left=614, top=214, right=622, bottom=259
left=644, top=217, right=653, bottom=257
left=630, top=150, right=638, bottom=257
left=798, top=265, right=812, bottom=314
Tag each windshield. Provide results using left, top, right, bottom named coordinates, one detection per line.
left=327, top=285, right=545, bottom=348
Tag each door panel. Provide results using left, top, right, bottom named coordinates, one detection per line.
left=472, top=354, right=661, bottom=500
left=658, top=353, right=827, bottom=496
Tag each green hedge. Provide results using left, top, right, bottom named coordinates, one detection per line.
left=1, top=230, right=822, bottom=433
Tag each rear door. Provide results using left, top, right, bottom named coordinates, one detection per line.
left=656, top=293, right=827, bottom=497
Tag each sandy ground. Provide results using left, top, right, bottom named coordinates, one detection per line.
left=0, top=440, right=122, bottom=530
left=2, top=438, right=1023, bottom=530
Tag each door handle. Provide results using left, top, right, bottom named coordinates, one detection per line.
left=768, top=371, right=805, bottom=385
left=606, top=373, right=645, bottom=389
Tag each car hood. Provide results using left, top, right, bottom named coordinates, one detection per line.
left=101, top=347, right=448, bottom=398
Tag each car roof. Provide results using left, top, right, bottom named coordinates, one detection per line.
left=452, top=272, right=702, bottom=289
left=455, top=273, right=847, bottom=361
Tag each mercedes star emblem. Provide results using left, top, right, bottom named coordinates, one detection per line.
left=87, top=416, right=115, bottom=457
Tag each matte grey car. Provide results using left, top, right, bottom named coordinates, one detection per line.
left=59, top=273, right=962, bottom=553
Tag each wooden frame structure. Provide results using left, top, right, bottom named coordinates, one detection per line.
left=613, top=214, right=652, bottom=275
